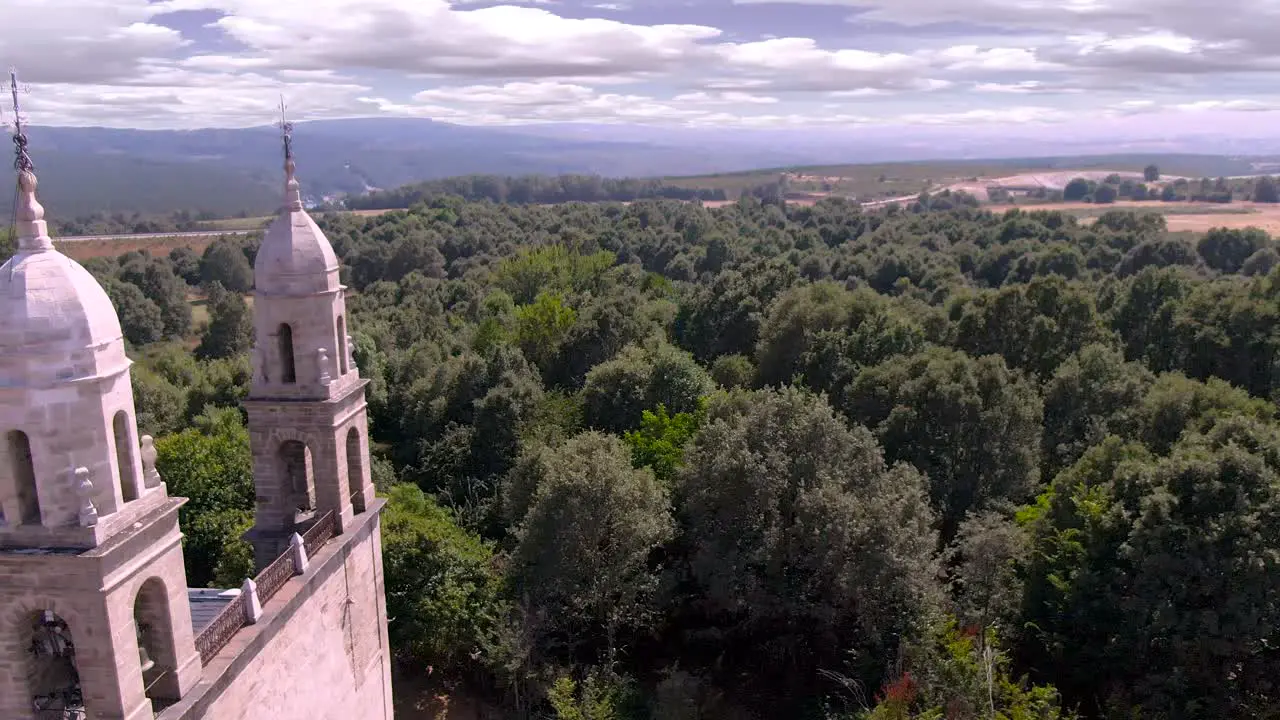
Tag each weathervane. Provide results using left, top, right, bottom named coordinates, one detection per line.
left=278, top=95, right=294, bottom=164
left=6, top=67, right=33, bottom=173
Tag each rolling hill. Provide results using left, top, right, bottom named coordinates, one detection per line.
left=4, top=116, right=1280, bottom=220
left=0, top=118, right=821, bottom=220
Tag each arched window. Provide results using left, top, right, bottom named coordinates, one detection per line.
left=346, top=428, right=365, bottom=514
left=114, top=411, right=140, bottom=502
left=278, top=441, right=314, bottom=520
left=134, top=578, right=181, bottom=701
left=277, top=323, right=297, bottom=384
left=26, top=610, right=84, bottom=717
left=336, top=315, right=349, bottom=375
left=8, top=430, right=40, bottom=525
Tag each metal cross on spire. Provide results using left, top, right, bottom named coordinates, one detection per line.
left=5, top=67, right=34, bottom=173
left=278, top=95, right=294, bottom=164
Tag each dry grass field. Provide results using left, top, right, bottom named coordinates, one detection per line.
left=988, top=201, right=1280, bottom=234
left=60, top=235, right=225, bottom=262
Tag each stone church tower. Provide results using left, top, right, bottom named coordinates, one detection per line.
left=243, top=127, right=376, bottom=570
left=0, top=164, right=203, bottom=718
left=1, top=119, right=392, bottom=720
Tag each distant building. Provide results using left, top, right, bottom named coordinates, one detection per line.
left=0, top=129, right=392, bottom=720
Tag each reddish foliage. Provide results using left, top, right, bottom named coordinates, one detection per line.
left=880, top=671, right=918, bottom=706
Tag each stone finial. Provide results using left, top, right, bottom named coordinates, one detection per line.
left=289, top=532, right=310, bottom=574
left=140, top=435, right=162, bottom=489
left=346, top=335, right=358, bottom=373
left=73, top=465, right=98, bottom=527
left=15, top=170, right=54, bottom=252
left=242, top=578, right=263, bottom=624
left=317, top=347, right=331, bottom=386
left=284, top=158, right=304, bottom=212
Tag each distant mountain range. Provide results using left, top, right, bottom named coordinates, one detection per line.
left=5, top=117, right=1280, bottom=220
left=0, top=119, right=828, bottom=219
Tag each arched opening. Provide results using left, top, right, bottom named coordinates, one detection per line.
left=114, top=411, right=141, bottom=502
left=336, top=315, right=349, bottom=375
left=346, top=428, right=366, bottom=514
left=277, top=323, right=297, bottom=384
left=8, top=430, right=40, bottom=525
left=134, top=578, right=181, bottom=702
left=278, top=440, right=314, bottom=524
left=26, top=610, right=85, bottom=717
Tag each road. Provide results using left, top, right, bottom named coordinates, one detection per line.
left=55, top=229, right=256, bottom=243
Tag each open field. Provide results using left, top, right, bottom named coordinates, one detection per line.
left=669, top=162, right=1019, bottom=201
left=60, top=233, right=229, bottom=262
left=201, top=215, right=271, bottom=231
left=666, top=154, right=1276, bottom=202
left=989, top=200, right=1280, bottom=234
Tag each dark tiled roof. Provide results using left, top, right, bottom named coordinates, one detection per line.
left=187, top=588, right=240, bottom=634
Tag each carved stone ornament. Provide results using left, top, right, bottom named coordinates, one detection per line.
left=317, top=347, right=331, bottom=386
left=346, top=335, right=358, bottom=373
left=140, top=435, right=163, bottom=489
left=73, top=464, right=98, bottom=527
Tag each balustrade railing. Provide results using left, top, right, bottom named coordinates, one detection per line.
left=255, top=551, right=295, bottom=606
left=303, top=510, right=335, bottom=557
left=194, top=593, right=247, bottom=666
left=193, top=510, right=338, bottom=666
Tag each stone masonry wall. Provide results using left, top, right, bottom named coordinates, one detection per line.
left=184, top=517, right=392, bottom=720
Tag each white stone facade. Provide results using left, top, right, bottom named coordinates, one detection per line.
left=0, top=169, right=202, bottom=719
left=0, top=144, right=391, bottom=720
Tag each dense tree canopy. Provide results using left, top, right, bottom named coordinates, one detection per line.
left=97, top=186, right=1280, bottom=719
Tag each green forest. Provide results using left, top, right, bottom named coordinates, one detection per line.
left=16, top=193, right=1280, bottom=719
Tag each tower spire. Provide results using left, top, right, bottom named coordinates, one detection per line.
left=6, top=67, right=49, bottom=252
left=279, top=96, right=303, bottom=212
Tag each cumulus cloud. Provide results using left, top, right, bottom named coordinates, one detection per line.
left=1101, top=98, right=1278, bottom=117
left=973, top=81, right=1083, bottom=94
left=21, top=67, right=374, bottom=128
left=897, top=106, right=1071, bottom=125
left=393, top=82, right=778, bottom=125
left=152, top=0, right=721, bottom=79
left=3, top=0, right=1278, bottom=130
left=736, top=0, right=1280, bottom=75
left=0, top=0, right=187, bottom=83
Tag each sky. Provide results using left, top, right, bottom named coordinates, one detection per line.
left=3, top=0, right=1280, bottom=134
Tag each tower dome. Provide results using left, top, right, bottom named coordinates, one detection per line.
left=0, top=170, right=127, bottom=388
left=254, top=156, right=339, bottom=296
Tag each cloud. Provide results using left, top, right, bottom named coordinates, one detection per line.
left=896, top=106, right=1071, bottom=125
left=397, top=82, right=768, bottom=124
left=973, top=81, right=1083, bottom=94
left=5, top=0, right=1279, bottom=131
left=1102, top=98, right=1278, bottom=117
left=1175, top=99, right=1276, bottom=112
left=734, top=0, right=1278, bottom=40
left=372, top=81, right=1082, bottom=128
left=152, top=0, right=721, bottom=80
left=0, top=0, right=187, bottom=83
left=736, top=0, right=1280, bottom=73
left=711, top=38, right=928, bottom=91
left=21, top=66, right=374, bottom=128
left=671, top=92, right=780, bottom=105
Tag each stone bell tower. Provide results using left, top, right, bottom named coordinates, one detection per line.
left=243, top=116, right=376, bottom=569
left=0, top=137, right=200, bottom=718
